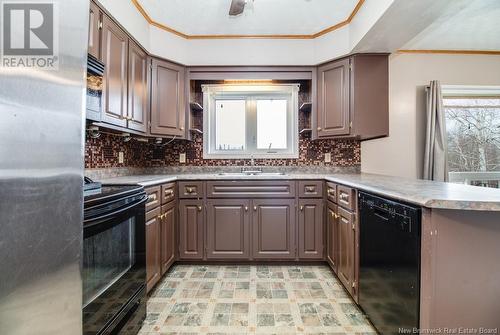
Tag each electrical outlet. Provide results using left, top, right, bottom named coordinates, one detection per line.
left=179, top=153, right=186, bottom=163
left=118, top=152, right=124, bottom=164
left=324, top=152, right=331, bottom=163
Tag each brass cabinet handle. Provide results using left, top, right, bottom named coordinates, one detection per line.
left=305, top=186, right=315, bottom=192
left=165, top=189, right=174, bottom=196
left=317, top=127, right=322, bottom=131
left=334, top=213, right=339, bottom=219
left=186, top=187, right=194, bottom=194
left=300, top=205, right=304, bottom=211
left=148, top=194, right=156, bottom=201
left=253, top=206, right=257, bottom=211
left=244, top=206, right=248, bottom=212
left=197, top=206, right=202, bottom=212
left=327, top=189, right=334, bottom=195
left=180, top=127, right=184, bottom=130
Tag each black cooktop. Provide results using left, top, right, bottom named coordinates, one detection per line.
left=84, top=178, right=145, bottom=208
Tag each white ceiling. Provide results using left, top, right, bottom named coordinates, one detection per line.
left=403, top=0, right=500, bottom=50
left=137, top=0, right=360, bottom=35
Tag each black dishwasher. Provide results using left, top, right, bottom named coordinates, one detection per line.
left=358, top=192, right=421, bottom=335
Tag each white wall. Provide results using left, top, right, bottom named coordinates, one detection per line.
left=361, top=53, right=500, bottom=179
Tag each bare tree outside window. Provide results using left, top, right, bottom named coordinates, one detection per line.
left=444, top=97, right=500, bottom=188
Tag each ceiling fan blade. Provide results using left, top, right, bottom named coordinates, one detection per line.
left=229, top=0, right=246, bottom=16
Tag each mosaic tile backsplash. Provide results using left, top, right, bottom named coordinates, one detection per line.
left=85, top=131, right=360, bottom=169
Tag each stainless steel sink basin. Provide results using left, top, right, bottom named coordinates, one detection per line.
left=217, top=172, right=286, bottom=177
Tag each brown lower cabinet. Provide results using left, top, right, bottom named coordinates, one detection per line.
left=145, top=207, right=161, bottom=292
left=336, top=206, right=355, bottom=292
left=326, top=201, right=337, bottom=270
left=252, top=199, right=296, bottom=259
left=206, top=199, right=251, bottom=259
left=298, top=198, right=324, bottom=259
left=178, top=199, right=204, bottom=259
left=160, top=201, right=176, bottom=275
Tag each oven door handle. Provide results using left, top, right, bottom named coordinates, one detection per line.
left=84, top=195, right=147, bottom=228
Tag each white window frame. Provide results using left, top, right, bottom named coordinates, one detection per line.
left=202, top=84, right=299, bottom=159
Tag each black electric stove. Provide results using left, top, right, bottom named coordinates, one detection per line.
left=83, top=178, right=147, bottom=335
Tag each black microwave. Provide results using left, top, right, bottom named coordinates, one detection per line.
left=86, top=54, right=104, bottom=121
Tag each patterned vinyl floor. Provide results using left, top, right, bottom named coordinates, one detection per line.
left=138, top=265, right=376, bottom=335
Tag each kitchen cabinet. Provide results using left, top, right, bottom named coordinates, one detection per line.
left=101, top=14, right=128, bottom=128
left=146, top=207, right=161, bottom=292
left=317, top=58, right=350, bottom=137
left=252, top=199, right=296, bottom=259
left=315, top=54, right=389, bottom=140
left=337, top=206, right=356, bottom=297
left=127, top=40, right=148, bottom=133
left=298, top=198, right=324, bottom=259
left=206, top=199, right=251, bottom=259
left=160, top=201, right=176, bottom=275
left=326, top=201, right=337, bottom=271
left=179, top=199, right=204, bottom=259
left=150, top=58, right=186, bottom=137
left=88, top=1, right=102, bottom=60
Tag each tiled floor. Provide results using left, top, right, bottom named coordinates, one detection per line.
left=139, top=265, right=376, bottom=335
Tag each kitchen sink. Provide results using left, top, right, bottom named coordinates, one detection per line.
left=217, top=172, right=286, bottom=176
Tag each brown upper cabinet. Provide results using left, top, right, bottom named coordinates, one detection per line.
left=150, top=58, right=186, bottom=138
left=315, top=54, right=388, bottom=140
left=127, top=40, right=148, bottom=133
left=88, top=1, right=102, bottom=60
left=101, top=14, right=128, bottom=128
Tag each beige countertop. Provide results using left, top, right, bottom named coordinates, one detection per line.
left=100, top=173, right=500, bottom=211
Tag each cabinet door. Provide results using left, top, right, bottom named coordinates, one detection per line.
left=317, top=58, right=350, bottom=137
left=298, top=198, right=324, bottom=259
left=127, top=40, right=148, bottom=133
left=146, top=209, right=161, bottom=293
left=179, top=200, right=204, bottom=259
left=252, top=199, right=296, bottom=259
left=101, top=14, right=128, bottom=127
left=160, top=202, right=176, bottom=275
left=88, top=1, right=101, bottom=60
left=150, top=59, right=185, bottom=137
left=337, top=206, right=355, bottom=293
left=326, top=202, right=337, bottom=272
left=206, top=199, right=250, bottom=259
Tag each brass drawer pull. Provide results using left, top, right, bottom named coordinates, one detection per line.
left=148, top=194, right=156, bottom=201
left=327, top=188, right=334, bottom=195
left=305, top=186, right=315, bottom=192
left=245, top=206, right=248, bottom=212
left=300, top=205, right=304, bottom=211
left=186, top=187, right=195, bottom=194
left=253, top=206, right=257, bottom=211
left=164, top=189, right=174, bottom=196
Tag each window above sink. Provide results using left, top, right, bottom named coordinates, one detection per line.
left=202, top=84, right=299, bottom=159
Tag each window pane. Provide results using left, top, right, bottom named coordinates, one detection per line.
left=444, top=97, right=500, bottom=188
left=257, top=99, right=287, bottom=150
left=215, top=99, right=246, bottom=151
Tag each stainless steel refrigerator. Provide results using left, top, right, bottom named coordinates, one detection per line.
left=0, top=0, right=88, bottom=334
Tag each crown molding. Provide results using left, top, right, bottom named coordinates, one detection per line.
left=131, top=0, right=365, bottom=40
left=397, top=49, right=500, bottom=55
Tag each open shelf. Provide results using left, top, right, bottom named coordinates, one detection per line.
left=189, top=128, right=203, bottom=134
left=299, top=128, right=312, bottom=134
left=299, top=102, right=312, bottom=113
left=190, top=102, right=203, bottom=112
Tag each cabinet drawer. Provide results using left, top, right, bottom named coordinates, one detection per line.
left=161, top=182, right=176, bottom=204
left=178, top=181, right=204, bottom=199
left=207, top=180, right=296, bottom=198
left=145, top=186, right=161, bottom=211
left=146, top=206, right=161, bottom=222
left=298, top=181, right=323, bottom=198
left=326, top=182, right=337, bottom=203
left=337, top=185, right=356, bottom=211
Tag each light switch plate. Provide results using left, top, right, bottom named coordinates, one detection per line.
left=118, top=152, right=124, bottom=164
left=324, top=153, right=331, bottom=163
left=179, top=153, right=186, bottom=163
